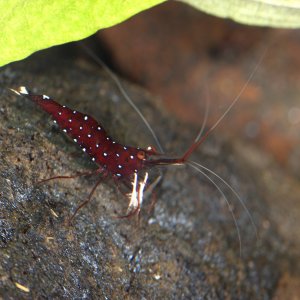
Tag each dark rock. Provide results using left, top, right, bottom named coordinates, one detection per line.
left=0, top=46, right=285, bottom=299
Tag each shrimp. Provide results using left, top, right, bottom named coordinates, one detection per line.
left=10, top=47, right=265, bottom=254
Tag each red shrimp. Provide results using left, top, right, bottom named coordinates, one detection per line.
left=10, top=86, right=163, bottom=219
left=10, top=48, right=265, bottom=252
left=11, top=86, right=158, bottom=179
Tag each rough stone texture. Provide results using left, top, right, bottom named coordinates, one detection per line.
left=0, top=47, right=289, bottom=299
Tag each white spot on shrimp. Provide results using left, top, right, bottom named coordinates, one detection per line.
left=116, top=153, right=120, bottom=157
left=97, top=126, right=101, bottom=130
left=63, top=129, right=67, bottom=133
left=123, top=146, right=127, bottom=150
left=58, top=112, right=62, bottom=115
left=68, top=119, right=72, bottom=123
left=134, top=169, right=138, bottom=173
left=79, top=126, right=83, bottom=130
left=43, top=94, right=50, bottom=100
left=87, top=134, right=92, bottom=138
left=106, top=137, right=110, bottom=141
left=84, top=116, right=88, bottom=121
left=130, top=155, right=134, bottom=159
left=19, top=86, right=29, bottom=95
left=73, top=138, right=77, bottom=142
left=83, top=148, right=86, bottom=152
left=63, top=105, right=66, bottom=108
left=118, top=165, right=122, bottom=169
left=92, top=157, right=95, bottom=162
left=116, top=173, right=122, bottom=177
left=53, top=120, right=57, bottom=124
left=96, top=144, right=99, bottom=148
left=73, top=110, right=76, bottom=114
left=103, top=152, right=108, bottom=157
left=112, top=141, right=116, bottom=144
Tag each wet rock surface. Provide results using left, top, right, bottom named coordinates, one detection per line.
left=0, top=48, right=292, bottom=299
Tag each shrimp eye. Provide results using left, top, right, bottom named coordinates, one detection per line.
left=137, top=151, right=146, bottom=160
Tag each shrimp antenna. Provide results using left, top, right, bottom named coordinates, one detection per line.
left=182, top=47, right=268, bottom=161
left=187, top=161, right=242, bottom=256
left=194, top=81, right=210, bottom=142
left=79, top=43, right=164, bottom=153
left=189, top=160, right=258, bottom=239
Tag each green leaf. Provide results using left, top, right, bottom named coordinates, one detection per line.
left=181, top=0, right=300, bottom=28
left=1, top=0, right=165, bottom=67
